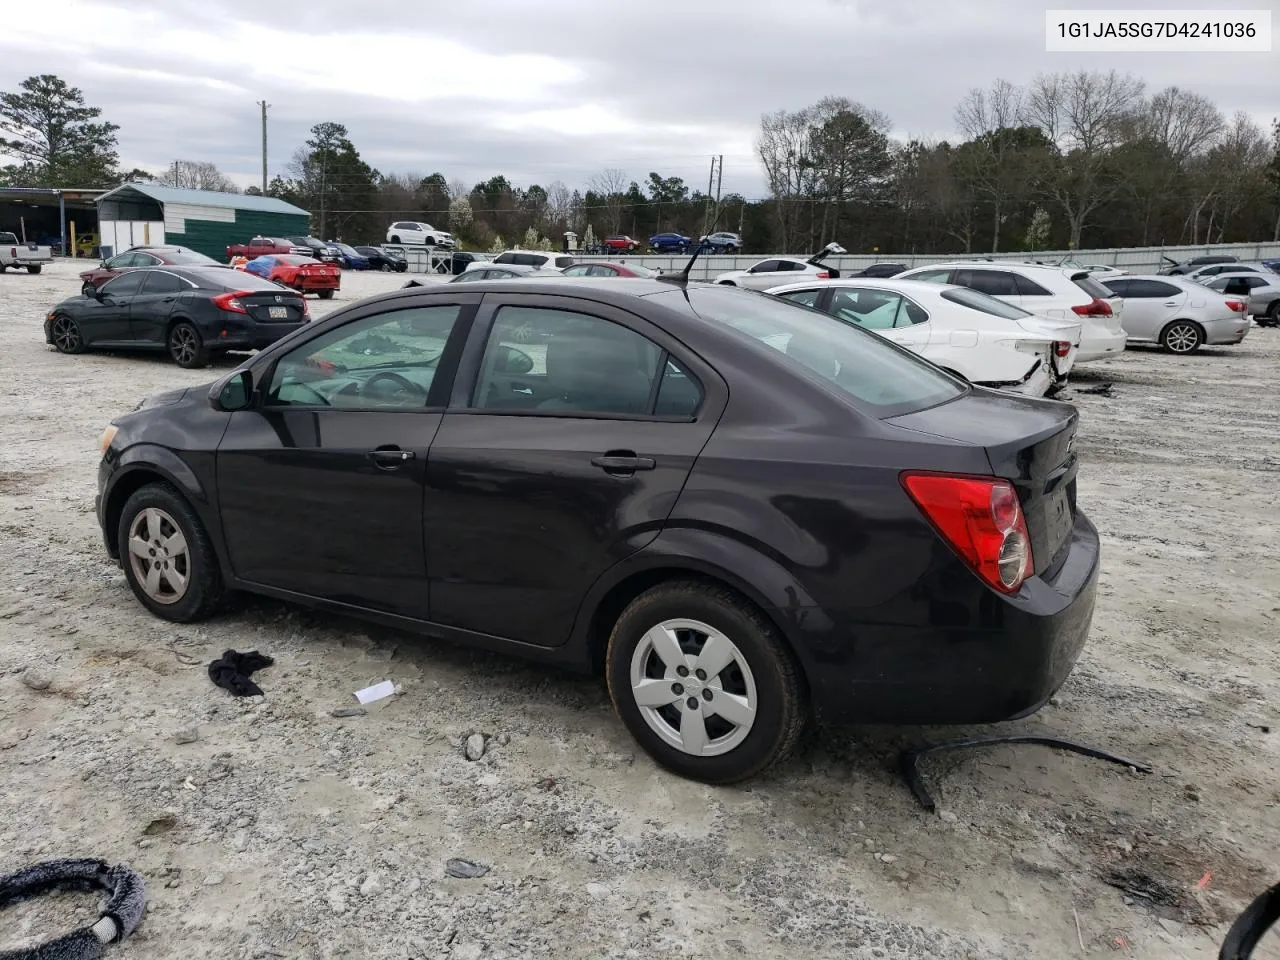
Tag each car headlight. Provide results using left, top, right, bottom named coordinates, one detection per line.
left=99, top=423, right=119, bottom=457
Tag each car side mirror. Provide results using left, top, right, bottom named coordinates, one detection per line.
left=210, top=370, right=254, bottom=411
left=493, top=345, right=534, bottom=376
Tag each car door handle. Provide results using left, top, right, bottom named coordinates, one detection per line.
left=368, top=447, right=415, bottom=470
left=1163, top=301, right=1178, bottom=306
left=591, top=452, right=656, bottom=475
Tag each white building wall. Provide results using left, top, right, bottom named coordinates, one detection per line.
left=99, top=221, right=166, bottom=255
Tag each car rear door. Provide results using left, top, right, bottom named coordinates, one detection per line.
left=128, top=270, right=189, bottom=344
left=422, top=293, right=727, bottom=648
left=215, top=295, right=480, bottom=619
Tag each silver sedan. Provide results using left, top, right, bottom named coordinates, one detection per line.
left=1100, top=275, right=1250, bottom=353
left=1200, top=272, right=1280, bottom=327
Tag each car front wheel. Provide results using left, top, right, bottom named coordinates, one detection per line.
left=117, top=482, right=224, bottom=622
left=50, top=314, right=85, bottom=354
left=606, top=581, right=807, bottom=784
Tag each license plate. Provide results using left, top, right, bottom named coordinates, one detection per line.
left=268, top=306, right=288, bottom=319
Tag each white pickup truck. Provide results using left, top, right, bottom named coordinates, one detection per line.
left=0, top=232, right=53, bottom=274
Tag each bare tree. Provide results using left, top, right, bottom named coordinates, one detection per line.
left=756, top=107, right=819, bottom=251
left=1192, top=113, right=1269, bottom=243
left=161, top=159, right=238, bottom=192
left=448, top=177, right=468, bottom=201
left=953, top=79, right=1045, bottom=252
left=544, top=180, right=572, bottom=232
left=588, top=167, right=628, bottom=234
left=1023, top=70, right=1145, bottom=248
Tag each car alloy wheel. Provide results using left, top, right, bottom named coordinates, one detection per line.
left=168, top=322, right=204, bottom=367
left=50, top=314, right=83, bottom=354
left=1162, top=321, right=1202, bottom=354
left=629, top=618, right=758, bottom=757
left=126, top=507, right=191, bottom=605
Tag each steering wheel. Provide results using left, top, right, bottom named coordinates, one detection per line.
left=363, top=371, right=428, bottom=402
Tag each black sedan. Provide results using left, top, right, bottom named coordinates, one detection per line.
left=354, top=246, right=407, bottom=272
left=46, top=266, right=309, bottom=369
left=93, top=278, right=1099, bottom=783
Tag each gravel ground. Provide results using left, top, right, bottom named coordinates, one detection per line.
left=1, top=260, right=1278, bottom=959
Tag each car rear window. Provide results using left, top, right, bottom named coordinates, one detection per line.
left=165, top=250, right=218, bottom=265
left=657, top=286, right=965, bottom=417
left=939, top=286, right=1034, bottom=320
left=194, top=269, right=284, bottom=291
left=1072, top=273, right=1115, bottom=299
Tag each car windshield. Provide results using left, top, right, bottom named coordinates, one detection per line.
left=335, top=244, right=359, bottom=256
left=654, top=286, right=965, bottom=416
left=939, top=286, right=1034, bottom=320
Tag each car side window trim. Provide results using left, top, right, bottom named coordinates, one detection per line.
left=447, top=293, right=720, bottom=423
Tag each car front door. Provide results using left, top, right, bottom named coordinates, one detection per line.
left=128, top=270, right=189, bottom=344
left=85, top=271, right=148, bottom=343
left=215, top=296, right=479, bottom=618
left=423, top=294, right=726, bottom=647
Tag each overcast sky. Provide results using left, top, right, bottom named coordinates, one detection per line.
left=4, top=0, right=1277, bottom=197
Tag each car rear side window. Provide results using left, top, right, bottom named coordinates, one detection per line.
left=953, top=269, right=1018, bottom=297
left=267, top=305, right=463, bottom=409
left=777, top=289, right=821, bottom=308
left=906, top=268, right=952, bottom=283
left=1125, top=279, right=1182, bottom=298
left=1012, top=274, right=1052, bottom=296
left=472, top=307, right=688, bottom=418
left=140, top=271, right=188, bottom=294
left=666, top=287, right=964, bottom=417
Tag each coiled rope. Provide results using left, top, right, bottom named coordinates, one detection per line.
left=0, top=860, right=145, bottom=959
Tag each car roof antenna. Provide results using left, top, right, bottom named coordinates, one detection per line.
left=656, top=205, right=732, bottom=287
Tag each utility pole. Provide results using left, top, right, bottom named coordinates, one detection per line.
left=172, top=160, right=179, bottom=187
left=713, top=153, right=723, bottom=229
left=701, top=156, right=716, bottom=237
left=258, top=101, right=269, bottom=194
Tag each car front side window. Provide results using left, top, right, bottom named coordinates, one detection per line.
left=266, top=305, right=463, bottom=409
left=100, top=272, right=148, bottom=297
left=472, top=306, right=672, bottom=417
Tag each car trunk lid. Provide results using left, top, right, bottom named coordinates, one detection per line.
left=237, top=291, right=307, bottom=322
left=886, top=392, right=1078, bottom=576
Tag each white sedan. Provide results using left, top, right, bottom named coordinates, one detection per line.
left=766, top=278, right=1081, bottom=397
left=714, top=242, right=846, bottom=290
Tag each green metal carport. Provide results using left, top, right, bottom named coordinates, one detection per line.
left=95, top=183, right=310, bottom=261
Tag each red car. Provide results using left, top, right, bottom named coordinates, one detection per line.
left=242, top=254, right=341, bottom=298
left=79, top=246, right=221, bottom=294
left=560, top=261, right=661, bottom=278
left=602, top=235, right=641, bottom=252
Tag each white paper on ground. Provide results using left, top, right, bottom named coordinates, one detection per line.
left=354, top=680, right=396, bottom=705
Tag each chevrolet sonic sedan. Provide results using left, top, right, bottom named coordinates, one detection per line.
left=94, top=279, right=1099, bottom=784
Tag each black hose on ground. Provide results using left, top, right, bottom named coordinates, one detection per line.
left=0, top=859, right=145, bottom=959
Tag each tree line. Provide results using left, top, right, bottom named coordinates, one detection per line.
left=3, top=71, right=1278, bottom=254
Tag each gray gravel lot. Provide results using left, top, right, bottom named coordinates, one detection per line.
left=1, top=260, right=1278, bottom=959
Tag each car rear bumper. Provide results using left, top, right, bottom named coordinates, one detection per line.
left=1203, top=316, right=1251, bottom=344
left=1075, top=326, right=1127, bottom=363
left=214, top=320, right=309, bottom=350
left=807, top=509, right=1100, bottom=726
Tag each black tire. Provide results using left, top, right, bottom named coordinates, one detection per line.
left=718, top=280, right=736, bottom=286
left=117, top=481, right=225, bottom=622
left=1160, top=319, right=1203, bottom=355
left=167, top=321, right=209, bottom=368
left=49, top=313, right=85, bottom=354
left=27, top=264, right=41, bottom=275
left=380, top=263, right=391, bottom=272
left=81, top=281, right=96, bottom=296
left=390, top=235, right=401, bottom=244
left=318, top=289, right=335, bottom=300
left=1266, top=301, right=1280, bottom=325
left=0, top=264, right=6, bottom=273
left=606, top=580, right=807, bottom=784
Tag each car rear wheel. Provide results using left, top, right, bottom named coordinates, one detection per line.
left=80, top=281, right=96, bottom=296
left=317, top=290, right=335, bottom=300
left=27, top=265, right=41, bottom=274
left=390, top=235, right=401, bottom=244
left=118, top=483, right=224, bottom=622
left=50, top=314, right=84, bottom=354
left=606, top=580, right=807, bottom=784
left=1264, top=301, right=1280, bottom=326
left=718, top=280, right=736, bottom=286
left=167, top=321, right=209, bottom=368
left=1160, top=320, right=1203, bottom=354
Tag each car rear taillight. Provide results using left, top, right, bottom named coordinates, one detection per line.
left=212, top=291, right=252, bottom=314
left=1224, top=299, right=1247, bottom=313
left=1071, top=298, right=1113, bottom=317
left=1054, top=341, right=1071, bottom=358
left=901, top=473, right=1034, bottom=594
left=815, top=271, right=830, bottom=279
